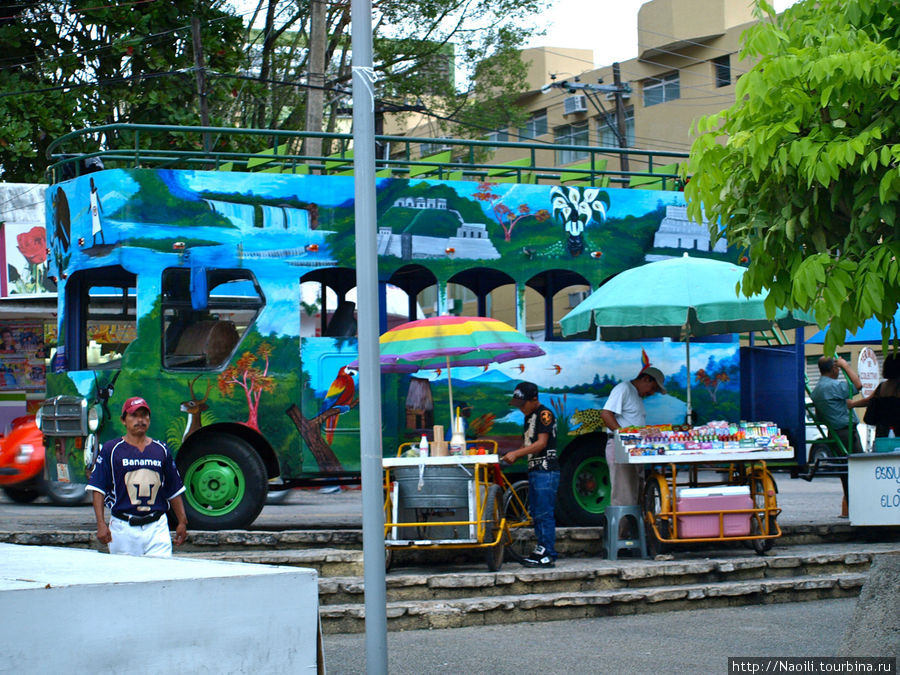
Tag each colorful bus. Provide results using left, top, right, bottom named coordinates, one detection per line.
left=38, top=125, right=753, bottom=529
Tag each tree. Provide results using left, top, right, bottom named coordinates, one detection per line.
left=473, top=181, right=550, bottom=241
left=236, top=0, right=546, bottom=143
left=0, top=0, right=246, bottom=182
left=1, top=0, right=547, bottom=181
left=685, top=0, right=900, bottom=355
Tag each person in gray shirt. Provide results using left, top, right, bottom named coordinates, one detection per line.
left=810, top=356, right=862, bottom=517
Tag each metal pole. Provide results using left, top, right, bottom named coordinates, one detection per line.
left=612, top=62, right=629, bottom=173
left=351, top=0, right=388, bottom=670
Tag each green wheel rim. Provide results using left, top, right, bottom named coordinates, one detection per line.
left=183, top=454, right=246, bottom=516
left=571, top=456, right=611, bottom=514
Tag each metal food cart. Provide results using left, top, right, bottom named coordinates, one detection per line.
left=383, top=444, right=531, bottom=571
left=615, top=434, right=790, bottom=554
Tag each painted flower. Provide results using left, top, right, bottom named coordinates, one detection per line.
left=17, top=226, right=47, bottom=265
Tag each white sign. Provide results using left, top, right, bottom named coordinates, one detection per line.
left=857, top=347, right=881, bottom=398
left=849, top=452, right=900, bottom=526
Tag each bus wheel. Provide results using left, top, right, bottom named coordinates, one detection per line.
left=557, top=443, right=610, bottom=526
left=177, top=433, right=267, bottom=530
left=41, top=478, right=89, bottom=506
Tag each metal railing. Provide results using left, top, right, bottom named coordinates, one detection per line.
left=46, top=124, right=688, bottom=189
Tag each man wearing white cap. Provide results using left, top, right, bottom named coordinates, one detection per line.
left=87, top=396, right=188, bottom=557
left=601, top=366, right=666, bottom=507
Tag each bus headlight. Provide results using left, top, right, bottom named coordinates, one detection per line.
left=34, top=406, right=42, bottom=429
left=87, top=406, right=101, bottom=432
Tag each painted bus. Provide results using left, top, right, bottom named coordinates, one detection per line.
left=37, top=125, right=776, bottom=530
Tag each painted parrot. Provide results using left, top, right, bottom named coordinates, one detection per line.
left=319, top=366, right=357, bottom=444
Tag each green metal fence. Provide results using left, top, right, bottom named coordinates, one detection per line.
left=46, top=124, right=688, bottom=189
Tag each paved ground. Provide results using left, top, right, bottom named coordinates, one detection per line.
left=323, top=598, right=859, bottom=674
left=0, top=471, right=848, bottom=532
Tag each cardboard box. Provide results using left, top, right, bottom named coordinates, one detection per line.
left=676, top=487, right=752, bottom=538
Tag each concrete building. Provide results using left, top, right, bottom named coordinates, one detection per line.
left=387, top=0, right=758, bottom=177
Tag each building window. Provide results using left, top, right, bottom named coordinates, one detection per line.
left=643, top=71, right=680, bottom=107
left=486, top=128, right=509, bottom=144
left=598, top=107, right=635, bottom=147
left=713, top=55, right=731, bottom=88
left=518, top=110, right=548, bottom=140
left=554, top=121, right=590, bottom=164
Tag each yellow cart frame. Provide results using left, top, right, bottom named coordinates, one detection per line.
left=615, top=435, right=789, bottom=555
left=383, top=441, right=531, bottom=571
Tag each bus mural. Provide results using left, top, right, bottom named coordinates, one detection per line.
left=40, top=164, right=740, bottom=529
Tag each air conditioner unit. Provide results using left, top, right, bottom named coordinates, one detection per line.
left=563, top=94, right=588, bottom=115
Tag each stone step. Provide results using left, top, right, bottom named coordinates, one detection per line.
left=177, top=548, right=364, bottom=577
left=319, top=572, right=869, bottom=633
left=3, top=522, right=897, bottom=556
left=318, top=545, right=890, bottom=605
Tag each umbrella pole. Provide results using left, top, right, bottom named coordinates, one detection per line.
left=686, top=333, right=692, bottom=425
left=446, top=355, right=455, bottom=430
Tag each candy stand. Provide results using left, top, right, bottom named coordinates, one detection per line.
left=615, top=421, right=793, bottom=554
left=383, top=440, right=530, bottom=571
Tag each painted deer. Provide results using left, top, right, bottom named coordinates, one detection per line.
left=181, top=374, right=213, bottom=441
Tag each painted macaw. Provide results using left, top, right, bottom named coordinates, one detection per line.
left=641, top=349, right=651, bottom=371
left=319, top=366, right=357, bottom=444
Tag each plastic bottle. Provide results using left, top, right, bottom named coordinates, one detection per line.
left=418, top=435, right=429, bottom=458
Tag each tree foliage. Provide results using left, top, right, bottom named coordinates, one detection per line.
left=0, top=0, right=547, bottom=182
left=685, top=0, right=900, bottom=354
left=0, top=0, right=245, bottom=182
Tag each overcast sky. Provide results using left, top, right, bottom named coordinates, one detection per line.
left=526, top=0, right=803, bottom=67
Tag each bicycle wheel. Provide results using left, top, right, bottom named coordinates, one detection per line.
left=748, top=470, right=777, bottom=554
left=642, top=472, right=672, bottom=556
left=483, top=484, right=505, bottom=572
left=502, top=479, right=531, bottom=563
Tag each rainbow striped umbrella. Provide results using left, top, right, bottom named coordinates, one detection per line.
left=369, top=315, right=545, bottom=427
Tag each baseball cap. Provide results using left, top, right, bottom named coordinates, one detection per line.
left=122, top=396, right=151, bottom=416
left=641, top=367, right=667, bottom=395
left=509, top=381, right=538, bottom=406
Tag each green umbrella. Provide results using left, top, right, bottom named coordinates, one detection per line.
left=559, top=253, right=816, bottom=420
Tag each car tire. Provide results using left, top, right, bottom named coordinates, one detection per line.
left=2, top=486, right=41, bottom=504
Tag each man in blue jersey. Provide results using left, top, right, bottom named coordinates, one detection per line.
left=87, top=397, right=188, bottom=557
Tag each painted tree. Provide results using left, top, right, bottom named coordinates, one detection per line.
left=218, top=342, right=275, bottom=430
left=685, top=0, right=900, bottom=355
left=473, top=182, right=550, bottom=241
left=695, top=368, right=729, bottom=405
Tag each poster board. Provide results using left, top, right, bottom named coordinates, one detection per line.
left=0, top=321, right=49, bottom=391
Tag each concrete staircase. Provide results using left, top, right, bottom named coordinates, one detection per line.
left=4, top=526, right=898, bottom=634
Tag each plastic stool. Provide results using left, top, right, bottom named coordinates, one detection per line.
left=604, top=505, right=648, bottom=560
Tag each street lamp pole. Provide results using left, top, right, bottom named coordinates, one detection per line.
left=351, top=0, right=389, bottom=671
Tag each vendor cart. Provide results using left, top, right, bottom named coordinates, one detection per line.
left=383, top=441, right=531, bottom=571
left=615, top=435, right=790, bottom=555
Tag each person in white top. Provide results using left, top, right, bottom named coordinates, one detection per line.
left=601, top=366, right=666, bottom=507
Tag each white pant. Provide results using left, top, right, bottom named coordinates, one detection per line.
left=108, top=514, right=173, bottom=557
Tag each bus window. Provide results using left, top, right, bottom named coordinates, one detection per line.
left=447, top=267, right=515, bottom=321
left=163, top=268, right=264, bottom=370
left=525, top=270, right=591, bottom=340
left=299, top=268, right=358, bottom=338
left=64, top=266, right=137, bottom=370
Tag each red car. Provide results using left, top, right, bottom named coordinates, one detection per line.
left=0, top=415, right=87, bottom=506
